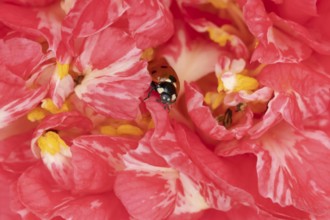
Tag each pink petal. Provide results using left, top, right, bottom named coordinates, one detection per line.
left=62, top=0, right=128, bottom=38
left=0, top=168, right=21, bottom=220
left=126, top=0, right=174, bottom=49
left=75, top=60, right=150, bottom=120
left=257, top=123, right=330, bottom=215
left=70, top=135, right=138, bottom=193
left=54, top=193, right=130, bottom=220
left=114, top=130, right=179, bottom=219
left=273, top=0, right=318, bottom=23
left=0, top=2, right=63, bottom=51
left=252, top=63, right=330, bottom=135
left=224, top=122, right=330, bottom=215
left=185, top=82, right=253, bottom=141
left=76, top=27, right=141, bottom=70
left=17, top=164, right=73, bottom=219
left=242, top=0, right=312, bottom=63
left=0, top=131, right=36, bottom=174
left=0, top=72, right=47, bottom=129
left=2, top=0, right=56, bottom=6
left=115, top=170, right=177, bottom=220
left=49, top=73, right=75, bottom=108
left=0, top=37, right=44, bottom=80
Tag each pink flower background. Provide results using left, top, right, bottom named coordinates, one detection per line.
left=0, top=0, right=329, bottom=219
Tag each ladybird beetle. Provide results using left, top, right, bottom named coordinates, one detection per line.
left=145, top=58, right=180, bottom=108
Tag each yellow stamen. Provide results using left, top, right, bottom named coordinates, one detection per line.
left=204, top=92, right=224, bottom=110
left=140, top=48, right=154, bottom=61
left=27, top=107, right=47, bottom=122
left=100, top=125, right=118, bottom=136
left=209, top=0, right=230, bottom=9
left=117, top=124, right=143, bottom=136
left=233, top=74, right=259, bottom=92
left=41, top=99, right=69, bottom=114
left=56, top=62, right=70, bottom=79
left=208, top=27, right=233, bottom=47
left=148, top=119, right=155, bottom=129
left=37, top=131, right=68, bottom=155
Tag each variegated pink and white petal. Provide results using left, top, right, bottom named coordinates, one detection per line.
left=115, top=170, right=177, bottom=220
left=0, top=72, right=47, bottom=129
left=126, top=0, right=174, bottom=49
left=70, top=135, right=138, bottom=193
left=53, top=192, right=130, bottom=220
left=219, top=122, right=330, bottom=216
left=0, top=131, right=36, bottom=174
left=0, top=2, right=64, bottom=51
left=75, top=27, right=142, bottom=71
left=16, top=164, right=74, bottom=219
left=49, top=73, right=75, bottom=108
left=241, top=0, right=312, bottom=63
left=61, top=0, right=128, bottom=38
left=255, top=122, right=330, bottom=215
left=251, top=63, right=330, bottom=136
left=0, top=37, right=45, bottom=80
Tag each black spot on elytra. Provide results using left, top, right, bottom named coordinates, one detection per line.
left=161, top=65, right=168, bottom=68
left=151, top=70, right=157, bottom=74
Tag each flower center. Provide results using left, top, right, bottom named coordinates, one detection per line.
left=37, top=131, right=69, bottom=155
left=207, top=0, right=253, bottom=46
left=203, top=58, right=269, bottom=128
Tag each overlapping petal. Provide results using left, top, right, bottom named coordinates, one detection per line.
left=74, top=28, right=150, bottom=120
left=217, top=121, right=330, bottom=216
left=126, top=0, right=174, bottom=49
left=250, top=63, right=330, bottom=137
left=0, top=72, right=47, bottom=129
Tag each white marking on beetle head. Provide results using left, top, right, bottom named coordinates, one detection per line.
left=157, top=87, right=164, bottom=94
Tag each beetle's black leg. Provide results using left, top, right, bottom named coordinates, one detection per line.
left=144, top=82, right=157, bottom=101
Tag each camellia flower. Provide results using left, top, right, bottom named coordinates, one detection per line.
left=0, top=0, right=329, bottom=220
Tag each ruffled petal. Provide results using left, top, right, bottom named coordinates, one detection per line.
left=126, top=0, right=174, bottom=49
left=251, top=63, right=330, bottom=136
left=241, top=0, right=313, bottom=63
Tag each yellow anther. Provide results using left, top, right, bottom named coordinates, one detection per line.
left=210, top=0, right=229, bottom=9
left=208, top=27, right=233, bottom=47
left=27, top=107, right=47, bottom=122
left=117, top=124, right=143, bottom=136
left=148, top=119, right=155, bottom=129
left=56, top=62, right=70, bottom=79
left=100, top=125, right=118, bottom=136
left=233, top=74, right=259, bottom=92
left=37, top=131, right=68, bottom=155
left=204, top=92, right=224, bottom=110
left=41, top=99, right=69, bottom=114
left=140, top=48, right=154, bottom=62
